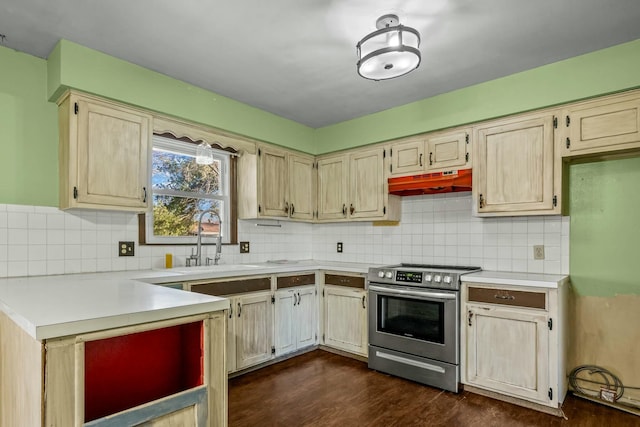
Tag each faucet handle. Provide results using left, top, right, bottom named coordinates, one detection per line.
left=205, top=257, right=214, bottom=266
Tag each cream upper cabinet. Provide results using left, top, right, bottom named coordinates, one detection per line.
left=317, top=147, right=400, bottom=221
left=288, top=154, right=315, bottom=220
left=349, top=147, right=385, bottom=219
left=388, top=128, right=470, bottom=177
left=426, top=130, right=469, bottom=170
left=473, top=112, right=561, bottom=216
left=562, top=90, right=640, bottom=157
left=388, top=138, right=425, bottom=176
left=238, top=146, right=315, bottom=221
left=58, top=91, right=150, bottom=211
left=258, top=146, right=289, bottom=217
left=317, top=154, right=349, bottom=220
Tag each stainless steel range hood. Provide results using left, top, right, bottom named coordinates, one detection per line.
left=388, top=169, right=472, bottom=196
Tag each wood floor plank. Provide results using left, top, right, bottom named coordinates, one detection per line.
left=229, top=350, right=639, bottom=426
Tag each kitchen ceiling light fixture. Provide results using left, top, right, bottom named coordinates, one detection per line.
left=195, top=141, right=214, bottom=165
left=356, top=14, right=421, bottom=81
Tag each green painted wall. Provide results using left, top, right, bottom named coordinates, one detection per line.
left=314, top=39, right=640, bottom=154
left=47, top=40, right=315, bottom=153
left=569, top=157, right=640, bottom=297
left=0, top=47, right=58, bottom=206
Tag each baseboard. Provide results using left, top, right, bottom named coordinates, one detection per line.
left=318, top=345, right=368, bottom=362
left=462, top=384, right=565, bottom=418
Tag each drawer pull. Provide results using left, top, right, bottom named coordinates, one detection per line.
left=494, top=294, right=516, bottom=300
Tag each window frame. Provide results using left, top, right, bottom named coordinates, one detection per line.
left=139, top=133, right=238, bottom=245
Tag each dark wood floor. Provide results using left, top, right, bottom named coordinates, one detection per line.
left=229, top=350, right=639, bottom=426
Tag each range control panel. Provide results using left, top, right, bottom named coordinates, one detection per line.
left=396, top=271, right=423, bottom=283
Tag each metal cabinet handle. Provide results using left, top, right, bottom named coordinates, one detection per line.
left=419, top=153, right=423, bottom=167
left=479, top=194, right=485, bottom=209
left=350, top=204, right=355, bottom=215
left=293, top=293, right=296, bottom=306
left=143, top=187, right=147, bottom=203
left=429, top=152, right=433, bottom=165
left=342, top=204, right=347, bottom=216
left=290, top=204, right=295, bottom=216
left=229, top=305, right=233, bottom=319
left=362, top=295, right=366, bottom=309
left=284, top=201, right=289, bottom=214
left=494, top=294, right=516, bottom=300
left=297, top=292, right=301, bottom=305
left=468, top=311, right=473, bottom=326
left=237, top=302, right=241, bottom=317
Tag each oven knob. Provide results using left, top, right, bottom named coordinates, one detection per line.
left=434, top=275, right=442, bottom=283
left=385, top=271, right=393, bottom=279
left=424, top=274, right=432, bottom=282
left=378, top=271, right=385, bottom=278
left=443, top=275, right=452, bottom=284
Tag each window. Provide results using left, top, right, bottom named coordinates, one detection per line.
left=142, top=134, right=233, bottom=244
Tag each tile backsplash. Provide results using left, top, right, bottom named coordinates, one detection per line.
left=0, top=192, right=569, bottom=278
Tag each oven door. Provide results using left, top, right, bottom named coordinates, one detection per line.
left=368, top=284, right=459, bottom=364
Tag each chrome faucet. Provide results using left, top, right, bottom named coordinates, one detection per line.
left=187, top=209, right=222, bottom=266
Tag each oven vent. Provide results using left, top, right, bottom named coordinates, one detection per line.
left=388, top=169, right=472, bottom=196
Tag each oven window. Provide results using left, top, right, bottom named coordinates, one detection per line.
left=377, top=295, right=445, bottom=343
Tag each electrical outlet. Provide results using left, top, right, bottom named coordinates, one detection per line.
left=533, top=245, right=545, bottom=260
left=240, top=241, right=250, bottom=253
left=118, top=241, right=135, bottom=257
left=337, top=242, right=343, bottom=253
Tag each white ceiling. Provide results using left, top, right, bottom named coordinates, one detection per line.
left=1, top=0, right=640, bottom=128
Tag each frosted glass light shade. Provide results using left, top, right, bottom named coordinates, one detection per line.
left=195, top=141, right=214, bottom=165
left=357, top=22, right=421, bottom=81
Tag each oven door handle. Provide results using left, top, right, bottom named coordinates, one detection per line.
left=368, top=285, right=457, bottom=300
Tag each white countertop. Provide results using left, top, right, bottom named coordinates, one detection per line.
left=0, top=260, right=373, bottom=341
left=461, top=270, right=569, bottom=289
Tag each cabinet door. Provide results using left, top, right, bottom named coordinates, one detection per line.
left=274, top=290, right=296, bottom=356
left=74, top=96, right=150, bottom=209
left=324, top=286, right=367, bottom=356
left=296, top=286, right=317, bottom=349
left=426, top=130, right=469, bottom=170
left=288, top=154, right=315, bottom=220
left=349, top=148, right=385, bottom=219
left=317, top=155, right=349, bottom=220
left=258, top=146, right=288, bottom=217
left=474, top=114, right=557, bottom=214
left=466, top=305, right=549, bottom=404
left=389, top=139, right=425, bottom=176
left=564, top=94, right=640, bottom=156
left=236, top=292, right=273, bottom=369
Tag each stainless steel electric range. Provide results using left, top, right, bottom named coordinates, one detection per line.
left=367, top=264, right=481, bottom=393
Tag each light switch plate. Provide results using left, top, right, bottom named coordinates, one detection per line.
left=337, top=242, right=343, bottom=253
left=533, top=245, right=545, bottom=260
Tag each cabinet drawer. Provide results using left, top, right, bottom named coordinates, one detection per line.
left=324, top=274, right=365, bottom=289
left=468, top=287, right=546, bottom=309
left=277, top=273, right=315, bottom=289
left=191, top=277, right=271, bottom=296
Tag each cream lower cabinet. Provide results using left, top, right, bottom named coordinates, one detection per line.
left=323, top=285, right=368, bottom=356
left=188, top=278, right=274, bottom=374
left=234, top=291, right=274, bottom=370
left=0, top=311, right=227, bottom=427
left=274, top=285, right=317, bottom=356
left=461, top=278, right=568, bottom=410
left=473, top=111, right=561, bottom=216
left=58, top=90, right=150, bottom=212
